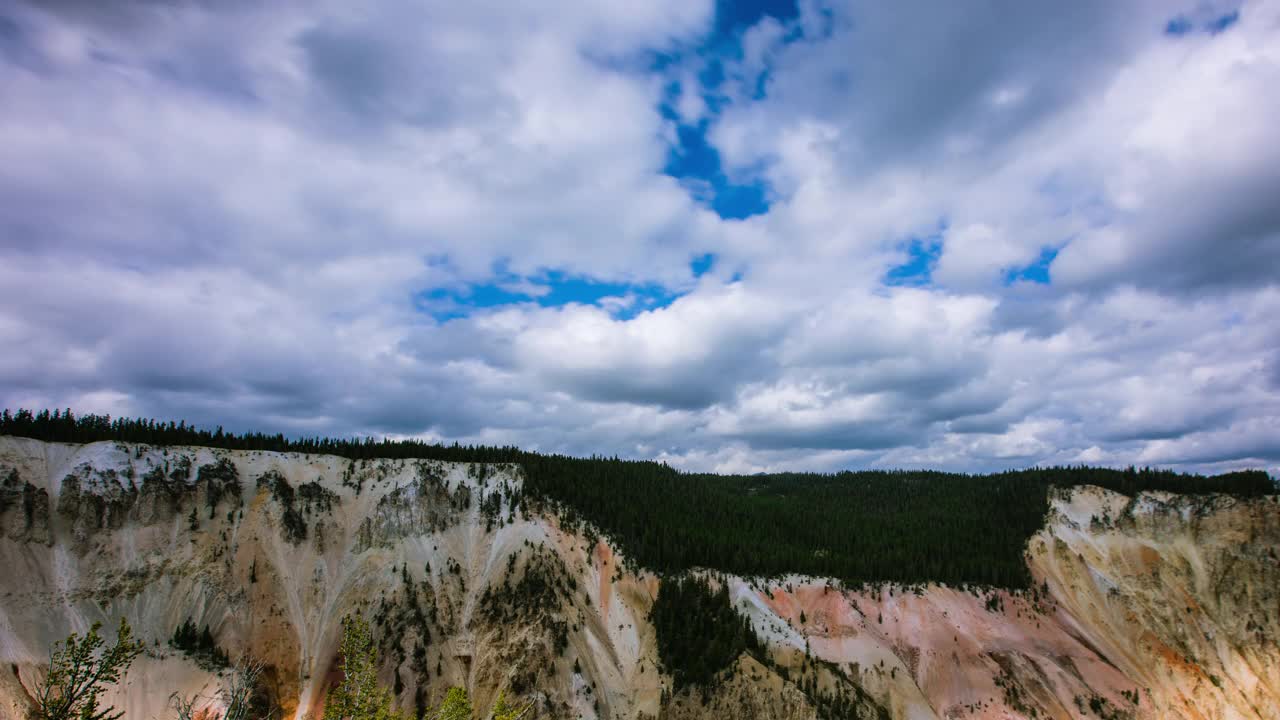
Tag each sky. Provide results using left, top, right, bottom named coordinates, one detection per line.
left=1, top=0, right=1278, bottom=476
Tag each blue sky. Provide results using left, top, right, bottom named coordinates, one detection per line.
left=417, top=0, right=802, bottom=318
left=884, top=237, right=943, bottom=287
left=1166, top=9, right=1241, bottom=35
left=659, top=0, right=799, bottom=219
left=420, top=269, right=684, bottom=320
left=1, top=0, right=1278, bottom=475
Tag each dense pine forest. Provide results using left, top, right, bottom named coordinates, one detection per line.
left=650, top=575, right=760, bottom=689
left=3, top=408, right=1274, bottom=590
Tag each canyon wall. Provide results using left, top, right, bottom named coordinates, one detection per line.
left=1, top=437, right=1275, bottom=719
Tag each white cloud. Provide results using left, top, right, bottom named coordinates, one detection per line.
left=1, top=0, right=1278, bottom=476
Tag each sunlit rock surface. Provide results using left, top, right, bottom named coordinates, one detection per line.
left=1, top=437, right=1275, bottom=719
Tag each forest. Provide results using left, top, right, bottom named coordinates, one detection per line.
left=650, top=575, right=760, bottom=689
left=3, top=408, right=1274, bottom=590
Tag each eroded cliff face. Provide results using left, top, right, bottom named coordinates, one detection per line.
left=0, top=437, right=668, bottom=720
left=0, top=437, right=1275, bottom=720
left=729, top=486, right=1280, bottom=720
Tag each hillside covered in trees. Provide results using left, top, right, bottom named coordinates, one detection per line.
left=3, top=408, right=1273, bottom=590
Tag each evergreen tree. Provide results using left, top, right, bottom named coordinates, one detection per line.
left=650, top=576, right=759, bottom=690
left=170, top=618, right=228, bottom=669
left=324, top=616, right=402, bottom=720
left=488, top=690, right=532, bottom=720
left=30, top=618, right=144, bottom=720
left=432, top=688, right=471, bottom=720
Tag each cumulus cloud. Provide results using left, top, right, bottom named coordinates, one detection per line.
left=1, top=0, right=1278, bottom=477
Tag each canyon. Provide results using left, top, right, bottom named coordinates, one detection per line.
left=1, top=435, right=1276, bottom=719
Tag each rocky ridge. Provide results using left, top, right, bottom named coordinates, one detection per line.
left=0, top=436, right=1276, bottom=719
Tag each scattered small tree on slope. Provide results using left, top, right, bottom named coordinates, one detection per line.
left=324, top=616, right=403, bottom=720
left=432, top=687, right=470, bottom=720
left=30, top=618, right=144, bottom=720
left=428, top=688, right=531, bottom=720
left=488, top=690, right=532, bottom=720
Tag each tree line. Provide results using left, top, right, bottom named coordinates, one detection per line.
left=3, top=408, right=1273, bottom=589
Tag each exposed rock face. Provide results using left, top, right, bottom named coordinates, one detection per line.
left=0, top=466, right=51, bottom=544
left=1031, top=487, right=1280, bottom=719
left=0, top=436, right=1275, bottom=720
left=729, top=486, right=1280, bottom=720
left=354, top=461, right=473, bottom=552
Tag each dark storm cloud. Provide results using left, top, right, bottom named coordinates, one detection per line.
left=299, top=27, right=394, bottom=117
left=716, top=1, right=1170, bottom=174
